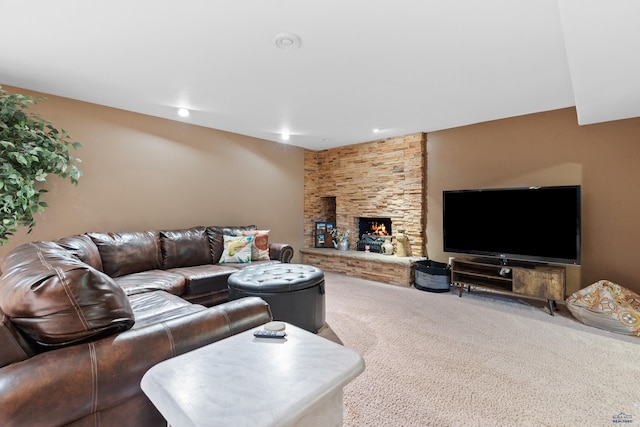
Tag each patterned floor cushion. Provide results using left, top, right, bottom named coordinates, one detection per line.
left=566, top=280, right=640, bottom=336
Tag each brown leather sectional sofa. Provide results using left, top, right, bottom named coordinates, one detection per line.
left=0, top=225, right=293, bottom=426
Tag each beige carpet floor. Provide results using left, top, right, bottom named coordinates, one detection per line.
left=319, top=272, right=640, bottom=427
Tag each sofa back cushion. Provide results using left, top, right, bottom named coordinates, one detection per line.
left=88, top=231, right=162, bottom=277
left=160, top=227, right=213, bottom=269
left=55, top=234, right=104, bottom=272
left=0, top=241, right=134, bottom=347
left=206, top=228, right=225, bottom=264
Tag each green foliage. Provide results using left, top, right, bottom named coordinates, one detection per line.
left=0, top=86, right=82, bottom=245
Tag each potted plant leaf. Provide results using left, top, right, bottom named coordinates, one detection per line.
left=0, top=86, right=82, bottom=245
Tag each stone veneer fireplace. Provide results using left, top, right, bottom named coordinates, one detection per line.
left=303, top=132, right=425, bottom=256
left=301, top=132, right=426, bottom=286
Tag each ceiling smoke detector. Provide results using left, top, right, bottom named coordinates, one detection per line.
left=274, top=32, right=301, bottom=49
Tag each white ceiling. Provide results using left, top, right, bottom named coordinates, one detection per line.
left=1, top=1, right=639, bottom=151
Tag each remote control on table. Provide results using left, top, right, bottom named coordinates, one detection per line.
left=253, top=330, right=287, bottom=339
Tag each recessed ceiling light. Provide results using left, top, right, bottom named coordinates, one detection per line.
left=281, top=132, right=290, bottom=141
left=178, top=108, right=190, bottom=117
left=373, top=128, right=380, bottom=133
left=274, top=32, right=302, bottom=49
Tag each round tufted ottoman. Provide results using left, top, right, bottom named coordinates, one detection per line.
left=227, top=264, right=325, bottom=333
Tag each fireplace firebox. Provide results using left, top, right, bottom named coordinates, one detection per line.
left=357, top=217, right=392, bottom=252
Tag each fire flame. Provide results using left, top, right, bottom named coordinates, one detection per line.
left=368, top=222, right=389, bottom=236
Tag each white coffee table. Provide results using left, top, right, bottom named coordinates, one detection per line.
left=140, top=322, right=365, bottom=427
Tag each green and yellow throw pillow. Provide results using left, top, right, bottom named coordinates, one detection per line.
left=219, top=235, right=254, bottom=263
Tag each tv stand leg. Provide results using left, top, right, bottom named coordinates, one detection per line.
left=457, top=282, right=472, bottom=297
left=547, top=299, right=558, bottom=316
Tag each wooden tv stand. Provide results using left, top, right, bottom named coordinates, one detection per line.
left=451, top=257, right=566, bottom=315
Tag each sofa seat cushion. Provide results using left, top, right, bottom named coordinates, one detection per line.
left=88, top=231, right=162, bottom=277
left=128, top=291, right=205, bottom=329
left=114, top=270, right=186, bottom=297
left=0, top=241, right=134, bottom=347
left=168, top=264, right=239, bottom=296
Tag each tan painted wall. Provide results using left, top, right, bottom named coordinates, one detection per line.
left=0, top=87, right=305, bottom=261
left=427, top=107, right=640, bottom=295
left=4, top=86, right=640, bottom=296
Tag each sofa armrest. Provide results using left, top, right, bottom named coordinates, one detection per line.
left=0, top=297, right=272, bottom=427
left=269, top=243, right=294, bottom=263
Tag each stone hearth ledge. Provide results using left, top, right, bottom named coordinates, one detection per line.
left=300, top=248, right=426, bottom=287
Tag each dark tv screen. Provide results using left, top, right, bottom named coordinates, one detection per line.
left=443, top=185, right=581, bottom=265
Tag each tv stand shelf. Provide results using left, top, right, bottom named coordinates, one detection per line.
left=451, top=258, right=566, bottom=315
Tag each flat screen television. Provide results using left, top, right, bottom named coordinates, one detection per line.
left=442, top=185, right=581, bottom=265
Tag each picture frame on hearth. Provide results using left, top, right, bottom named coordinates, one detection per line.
left=315, top=222, right=335, bottom=248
